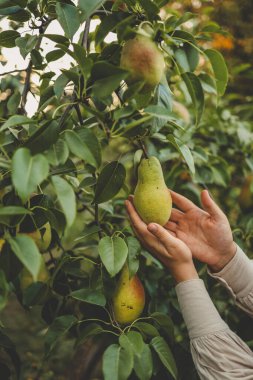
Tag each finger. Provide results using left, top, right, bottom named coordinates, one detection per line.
left=125, top=199, right=146, bottom=230
left=128, top=194, right=134, bottom=202
left=164, top=221, right=177, bottom=231
left=201, top=190, right=224, bottom=220
left=170, top=190, right=197, bottom=212
left=170, top=208, right=184, bottom=222
left=147, top=223, right=178, bottom=250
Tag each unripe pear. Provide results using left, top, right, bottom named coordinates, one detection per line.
left=20, top=222, right=52, bottom=252
left=120, top=36, right=165, bottom=88
left=238, top=175, right=253, bottom=211
left=134, top=156, right=172, bottom=226
left=112, top=265, right=145, bottom=325
left=20, top=259, right=49, bottom=291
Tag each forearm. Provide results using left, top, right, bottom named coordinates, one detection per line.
left=208, top=245, right=253, bottom=316
left=175, top=279, right=253, bottom=379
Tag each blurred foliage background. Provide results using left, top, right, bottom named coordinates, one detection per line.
left=0, top=0, right=252, bottom=379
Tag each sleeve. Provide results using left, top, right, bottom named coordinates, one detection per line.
left=208, top=245, right=253, bottom=316
left=175, top=279, right=253, bottom=380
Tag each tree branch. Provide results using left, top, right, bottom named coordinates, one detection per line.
left=138, top=139, right=149, bottom=158
left=81, top=17, right=91, bottom=50
left=0, top=68, right=27, bottom=77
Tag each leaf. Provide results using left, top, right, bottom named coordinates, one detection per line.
left=0, top=270, right=9, bottom=311
left=102, top=344, right=133, bottom=380
left=144, top=105, right=173, bottom=120
left=78, top=0, right=106, bottom=21
left=45, top=315, right=77, bottom=356
left=15, top=34, right=37, bottom=59
left=56, top=2, right=80, bottom=40
left=77, top=323, right=104, bottom=346
left=181, top=72, right=204, bottom=126
left=151, top=337, right=178, bottom=380
left=205, top=48, right=228, bottom=96
left=7, top=235, right=42, bottom=281
left=51, top=176, right=76, bottom=228
left=98, top=236, right=128, bottom=277
left=133, top=322, right=160, bottom=338
left=94, top=161, right=126, bottom=204
left=25, top=120, right=61, bottom=154
left=65, top=129, right=101, bottom=168
left=0, top=206, right=31, bottom=216
left=91, top=62, right=128, bottom=100
left=11, top=148, right=49, bottom=202
left=150, top=312, right=174, bottom=341
left=119, top=331, right=144, bottom=357
left=167, top=135, right=195, bottom=174
left=71, top=289, right=106, bottom=306
left=0, top=30, right=20, bottom=47
left=134, top=344, right=153, bottom=380
left=127, top=236, right=140, bottom=278
left=0, top=115, right=35, bottom=132
left=46, top=139, right=69, bottom=166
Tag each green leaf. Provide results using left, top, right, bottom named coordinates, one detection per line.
left=0, top=30, right=20, bottom=48
left=0, top=206, right=31, bottom=216
left=119, top=331, right=144, bottom=357
left=127, top=236, right=140, bottom=278
left=54, top=73, right=70, bottom=98
left=167, top=134, right=195, bottom=174
left=46, top=49, right=66, bottom=63
left=151, top=337, right=178, bottom=380
left=78, top=0, right=106, bottom=21
left=71, top=289, right=106, bottom=306
left=15, top=34, right=37, bottom=59
left=25, top=120, right=61, bottom=154
left=94, top=161, right=126, bottom=204
left=150, top=312, right=174, bottom=341
left=0, top=115, right=35, bottom=132
left=181, top=72, right=204, bottom=126
left=65, top=129, right=101, bottom=168
left=98, top=236, right=128, bottom=277
left=11, top=148, right=49, bottom=202
left=45, top=315, right=77, bottom=356
left=205, top=48, right=228, bottom=96
left=56, top=2, right=80, bottom=40
left=7, top=235, right=41, bottom=281
left=133, top=322, right=160, bottom=338
left=102, top=344, right=133, bottom=380
left=46, top=139, right=69, bottom=166
left=144, top=105, right=173, bottom=120
left=91, top=62, right=128, bottom=100
left=51, top=176, right=76, bottom=228
left=0, top=270, right=9, bottom=311
left=134, top=344, right=153, bottom=380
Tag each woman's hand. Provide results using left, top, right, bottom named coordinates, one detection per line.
left=125, top=199, right=198, bottom=283
left=165, top=190, right=237, bottom=272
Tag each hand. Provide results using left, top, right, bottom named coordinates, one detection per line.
left=166, top=190, right=237, bottom=272
left=125, top=199, right=198, bottom=283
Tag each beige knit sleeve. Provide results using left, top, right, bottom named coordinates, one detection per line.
left=175, top=279, right=253, bottom=379
left=208, top=245, right=253, bottom=316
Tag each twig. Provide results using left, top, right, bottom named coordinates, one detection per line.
left=0, top=68, right=27, bottom=77
left=138, top=139, right=148, bottom=158
left=20, top=61, right=32, bottom=112
left=95, top=203, right=103, bottom=239
left=81, top=17, right=91, bottom=50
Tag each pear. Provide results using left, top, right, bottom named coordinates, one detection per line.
left=20, top=259, right=50, bottom=291
left=134, top=156, right=172, bottom=226
left=0, top=238, right=5, bottom=253
left=238, top=174, right=253, bottom=211
left=120, top=36, right=165, bottom=88
left=112, top=265, right=145, bottom=325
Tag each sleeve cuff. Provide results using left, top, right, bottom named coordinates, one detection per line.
left=175, top=279, right=228, bottom=339
left=208, top=245, right=253, bottom=299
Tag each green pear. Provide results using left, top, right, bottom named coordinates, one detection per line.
left=20, top=259, right=50, bottom=291
left=134, top=156, right=172, bottom=226
left=120, top=36, right=165, bottom=88
left=112, top=265, right=145, bottom=325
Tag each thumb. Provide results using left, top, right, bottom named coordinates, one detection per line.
left=201, top=190, right=223, bottom=219
left=147, top=223, right=176, bottom=248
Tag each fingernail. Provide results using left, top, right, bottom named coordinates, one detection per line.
left=148, top=223, right=158, bottom=232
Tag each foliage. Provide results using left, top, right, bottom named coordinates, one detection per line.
left=0, top=0, right=252, bottom=379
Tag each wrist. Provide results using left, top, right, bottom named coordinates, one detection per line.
left=172, top=263, right=199, bottom=284
left=209, top=242, right=237, bottom=272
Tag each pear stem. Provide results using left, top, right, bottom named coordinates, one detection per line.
left=138, top=139, right=149, bottom=158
